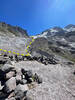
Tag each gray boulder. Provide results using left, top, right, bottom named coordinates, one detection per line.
left=4, top=77, right=16, bottom=93
left=16, top=75, right=22, bottom=85
left=25, top=70, right=33, bottom=79
left=5, top=97, right=15, bottom=100
left=0, top=64, right=15, bottom=73
left=21, top=79, right=27, bottom=84
left=33, top=73, right=42, bottom=84
left=15, top=84, right=29, bottom=100
left=5, top=71, right=15, bottom=80
left=0, top=81, right=3, bottom=90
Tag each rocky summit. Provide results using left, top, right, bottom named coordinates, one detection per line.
left=0, top=22, right=75, bottom=100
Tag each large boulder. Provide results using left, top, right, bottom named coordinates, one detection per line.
left=14, top=84, right=29, bottom=100
left=4, top=77, right=16, bottom=93
left=5, top=71, right=15, bottom=80
left=0, top=56, right=7, bottom=64
left=0, top=64, right=15, bottom=73
left=5, top=97, right=15, bottom=100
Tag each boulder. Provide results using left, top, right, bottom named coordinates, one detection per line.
left=15, top=84, right=29, bottom=100
left=7, top=92, right=15, bottom=99
left=5, top=60, right=13, bottom=65
left=16, top=75, right=22, bottom=85
left=16, top=79, right=27, bottom=85
left=0, top=56, right=7, bottom=64
left=5, top=71, right=15, bottom=80
left=25, top=96, right=33, bottom=100
left=9, top=55, right=13, bottom=61
left=4, top=77, right=16, bottom=93
left=37, top=77, right=42, bottom=84
left=33, top=73, right=42, bottom=84
left=27, top=78, right=33, bottom=83
left=21, top=79, right=27, bottom=84
left=21, top=68, right=27, bottom=75
left=0, top=64, right=15, bottom=73
left=0, top=81, right=3, bottom=90
left=15, top=67, right=22, bottom=75
left=5, top=97, right=15, bottom=100
left=25, top=70, right=33, bottom=80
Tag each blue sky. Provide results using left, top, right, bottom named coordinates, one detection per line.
left=0, top=0, right=75, bottom=35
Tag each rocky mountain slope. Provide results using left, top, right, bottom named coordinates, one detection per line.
left=0, top=22, right=28, bottom=37
left=0, top=22, right=75, bottom=100
left=0, top=22, right=32, bottom=56
left=33, top=24, right=75, bottom=62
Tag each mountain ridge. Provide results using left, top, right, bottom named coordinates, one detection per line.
left=0, top=22, right=29, bottom=38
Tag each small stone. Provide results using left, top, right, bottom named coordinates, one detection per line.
left=28, top=82, right=38, bottom=89
left=73, top=71, right=75, bottom=75
left=9, top=55, right=14, bottom=61
left=27, top=78, right=33, bottom=83
left=22, top=75, right=25, bottom=79
left=22, top=79, right=27, bottom=84
left=37, top=77, right=42, bottom=84
left=33, top=73, right=38, bottom=81
left=34, top=73, right=42, bottom=84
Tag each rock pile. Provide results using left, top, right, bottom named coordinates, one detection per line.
left=32, top=56, right=57, bottom=65
left=14, top=55, right=57, bottom=65
left=0, top=52, right=58, bottom=66
left=0, top=64, right=42, bottom=100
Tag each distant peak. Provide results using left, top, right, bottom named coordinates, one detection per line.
left=65, top=24, right=75, bottom=29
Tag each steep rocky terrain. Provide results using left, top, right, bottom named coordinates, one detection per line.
left=0, top=22, right=75, bottom=100
left=33, top=24, right=75, bottom=62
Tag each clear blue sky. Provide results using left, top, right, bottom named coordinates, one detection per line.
left=0, top=0, right=75, bottom=35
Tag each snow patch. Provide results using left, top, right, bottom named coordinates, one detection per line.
left=50, top=29, right=58, bottom=33
left=64, top=27, right=75, bottom=32
left=34, top=32, right=48, bottom=39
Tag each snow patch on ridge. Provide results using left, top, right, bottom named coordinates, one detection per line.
left=64, top=27, right=75, bottom=32
left=50, top=29, right=58, bottom=33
